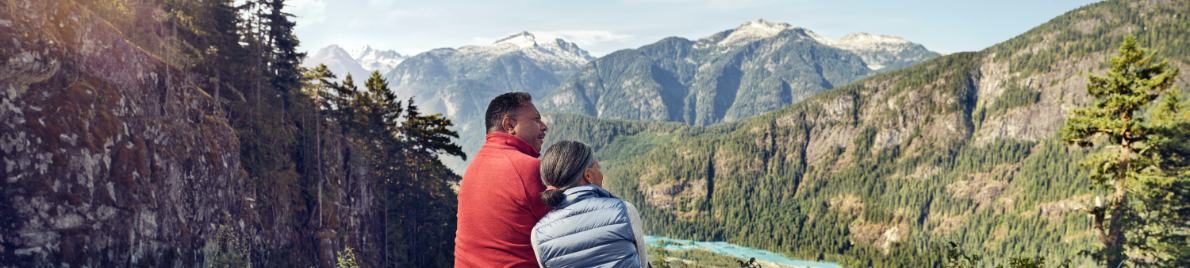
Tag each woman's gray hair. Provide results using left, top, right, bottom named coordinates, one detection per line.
left=539, top=140, right=596, bottom=207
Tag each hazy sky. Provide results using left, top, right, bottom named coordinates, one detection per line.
left=288, top=0, right=1103, bottom=57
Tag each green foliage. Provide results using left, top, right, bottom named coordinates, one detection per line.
left=205, top=213, right=252, bottom=268
left=335, top=248, right=360, bottom=268
left=945, top=242, right=982, bottom=268
left=77, top=0, right=468, bottom=265
left=990, top=0, right=1190, bottom=76
left=947, top=241, right=1075, bottom=268
left=735, top=258, right=760, bottom=268
left=989, top=83, right=1042, bottom=115
left=313, top=70, right=465, bottom=267
left=852, top=127, right=878, bottom=160
left=649, top=246, right=761, bottom=268
left=1060, top=34, right=1188, bottom=266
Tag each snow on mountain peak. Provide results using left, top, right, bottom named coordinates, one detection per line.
left=809, top=32, right=933, bottom=70
left=838, top=32, right=911, bottom=45
left=812, top=32, right=917, bottom=52
left=346, top=45, right=371, bottom=60
left=343, top=45, right=405, bottom=75
left=493, top=31, right=538, bottom=48
left=468, top=31, right=594, bottom=64
left=718, top=19, right=801, bottom=46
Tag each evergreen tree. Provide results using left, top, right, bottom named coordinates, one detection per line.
left=1060, top=35, right=1188, bottom=266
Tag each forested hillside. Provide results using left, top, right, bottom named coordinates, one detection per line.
left=1, top=0, right=461, bottom=267
left=543, top=0, right=1190, bottom=267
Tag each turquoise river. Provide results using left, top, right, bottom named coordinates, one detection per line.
left=645, top=236, right=845, bottom=268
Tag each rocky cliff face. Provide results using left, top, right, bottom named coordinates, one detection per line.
left=0, top=0, right=380, bottom=267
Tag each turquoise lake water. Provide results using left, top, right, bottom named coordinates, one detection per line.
left=645, top=236, right=844, bottom=268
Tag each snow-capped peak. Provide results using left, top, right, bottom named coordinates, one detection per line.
left=718, top=19, right=801, bottom=46
left=811, top=32, right=914, bottom=50
left=343, top=45, right=405, bottom=75
left=346, top=45, right=372, bottom=60
left=809, top=32, right=934, bottom=70
left=838, top=32, right=911, bottom=45
left=493, top=31, right=539, bottom=48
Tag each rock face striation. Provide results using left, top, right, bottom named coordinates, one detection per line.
left=0, top=0, right=381, bottom=267
left=539, top=19, right=940, bottom=126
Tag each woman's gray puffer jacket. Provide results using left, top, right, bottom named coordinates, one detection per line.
left=531, top=185, right=648, bottom=268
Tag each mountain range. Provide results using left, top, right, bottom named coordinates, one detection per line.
left=302, top=44, right=406, bottom=82
left=541, top=1, right=1190, bottom=267
left=539, top=19, right=941, bottom=126
left=358, top=22, right=937, bottom=173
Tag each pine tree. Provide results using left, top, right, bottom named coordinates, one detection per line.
left=1060, top=35, right=1187, bottom=266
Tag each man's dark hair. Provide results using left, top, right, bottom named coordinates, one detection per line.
left=485, top=92, right=534, bottom=133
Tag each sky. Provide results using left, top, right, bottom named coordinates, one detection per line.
left=287, top=0, right=1104, bottom=57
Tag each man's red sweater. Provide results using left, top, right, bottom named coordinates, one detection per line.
left=455, top=133, right=552, bottom=268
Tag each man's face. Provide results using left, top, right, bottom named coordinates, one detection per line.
left=507, top=102, right=547, bottom=151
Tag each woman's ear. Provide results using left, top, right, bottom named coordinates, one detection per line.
left=580, top=168, right=592, bottom=185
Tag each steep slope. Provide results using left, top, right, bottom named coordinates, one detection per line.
left=540, top=19, right=940, bottom=126
left=347, top=45, right=405, bottom=75
left=543, top=1, right=1190, bottom=267
left=385, top=32, right=595, bottom=172
left=0, top=0, right=382, bottom=267
left=303, top=44, right=371, bottom=82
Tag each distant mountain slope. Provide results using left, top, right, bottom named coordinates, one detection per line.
left=303, top=44, right=370, bottom=82
left=384, top=32, right=595, bottom=172
left=541, top=1, right=1190, bottom=267
left=814, top=32, right=941, bottom=72
left=348, top=45, right=405, bottom=76
left=540, top=19, right=941, bottom=126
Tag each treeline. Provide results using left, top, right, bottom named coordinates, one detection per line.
left=70, top=0, right=462, bottom=267
left=992, top=0, right=1190, bottom=75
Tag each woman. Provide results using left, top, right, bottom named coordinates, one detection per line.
left=531, top=140, right=649, bottom=268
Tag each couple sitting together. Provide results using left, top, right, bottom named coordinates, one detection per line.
left=456, top=92, right=650, bottom=268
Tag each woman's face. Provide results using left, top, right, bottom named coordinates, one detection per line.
left=583, top=160, right=604, bottom=187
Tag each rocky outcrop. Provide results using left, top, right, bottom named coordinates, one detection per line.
left=0, top=0, right=380, bottom=267
left=1, top=0, right=243, bottom=266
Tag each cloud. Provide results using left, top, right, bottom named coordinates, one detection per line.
left=620, top=0, right=773, bottom=9
left=287, top=0, right=327, bottom=27
left=367, top=0, right=398, bottom=8
left=472, top=36, right=498, bottom=46
left=348, top=19, right=367, bottom=28
left=399, top=48, right=429, bottom=56
left=534, top=30, right=635, bottom=48
left=386, top=7, right=451, bottom=20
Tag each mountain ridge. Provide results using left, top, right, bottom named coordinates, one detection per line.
left=539, top=19, right=941, bottom=126
left=382, top=31, right=597, bottom=173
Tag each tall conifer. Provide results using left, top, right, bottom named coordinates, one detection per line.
left=1060, top=35, right=1188, bottom=266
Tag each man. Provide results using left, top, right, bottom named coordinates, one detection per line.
left=455, top=92, right=551, bottom=268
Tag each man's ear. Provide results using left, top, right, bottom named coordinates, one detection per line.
left=501, top=116, right=517, bottom=134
